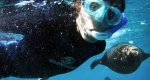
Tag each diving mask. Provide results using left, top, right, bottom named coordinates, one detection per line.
left=91, top=15, right=127, bottom=40
left=84, top=0, right=123, bottom=26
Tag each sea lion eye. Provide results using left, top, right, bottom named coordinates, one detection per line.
left=90, top=2, right=102, bottom=12
left=120, top=57, right=126, bottom=62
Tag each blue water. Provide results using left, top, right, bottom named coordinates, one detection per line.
left=2, top=0, right=150, bottom=80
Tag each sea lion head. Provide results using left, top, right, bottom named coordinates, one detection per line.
left=109, top=43, right=143, bottom=74
left=103, top=43, right=147, bottom=74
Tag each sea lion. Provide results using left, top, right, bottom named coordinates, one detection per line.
left=91, top=42, right=150, bottom=74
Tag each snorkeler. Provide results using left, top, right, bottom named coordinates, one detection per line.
left=0, top=0, right=126, bottom=79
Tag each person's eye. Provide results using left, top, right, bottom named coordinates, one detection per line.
left=90, top=2, right=102, bottom=12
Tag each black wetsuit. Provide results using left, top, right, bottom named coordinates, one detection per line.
left=0, top=1, right=106, bottom=78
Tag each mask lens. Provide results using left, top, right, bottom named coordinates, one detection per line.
left=106, top=7, right=122, bottom=26
left=84, top=0, right=105, bottom=15
left=107, top=9, right=115, bottom=20
left=89, top=2, right=102, bottom=12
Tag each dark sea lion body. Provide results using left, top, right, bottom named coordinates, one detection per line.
left=91, top=42, right=150, bottom=74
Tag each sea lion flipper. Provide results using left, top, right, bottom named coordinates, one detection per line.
left=148, top=53, right=150, bottom=57
left=142, top=53, right=150, bottom=61
left=90, top=59, right=101, bottom=69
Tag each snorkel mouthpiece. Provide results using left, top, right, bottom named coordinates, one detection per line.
left=91, top=14, right=127, bottom=40
left=91, top=30, right=112, bottom=40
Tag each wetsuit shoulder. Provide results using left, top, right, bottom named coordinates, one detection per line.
left=0, top=40, right=19, bottom=78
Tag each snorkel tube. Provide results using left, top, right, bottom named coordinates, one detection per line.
left=91, top=13, right=127, bottom=40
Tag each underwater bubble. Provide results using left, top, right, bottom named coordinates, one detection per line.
left=140, top=22, right=146, bottom=25
left=129, top=41, right=133, bottom=44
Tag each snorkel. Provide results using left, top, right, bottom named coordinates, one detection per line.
left=84, top=0, right=127, bottom=40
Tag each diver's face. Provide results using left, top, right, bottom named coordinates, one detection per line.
left=76, top=0, right=112, bottom=43
left=76, top=0, right=123, bottom=43
left=76, top=7, right=109, bottom=43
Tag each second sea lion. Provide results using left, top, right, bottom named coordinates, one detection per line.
left=91, top=42, right=150, bottom=74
